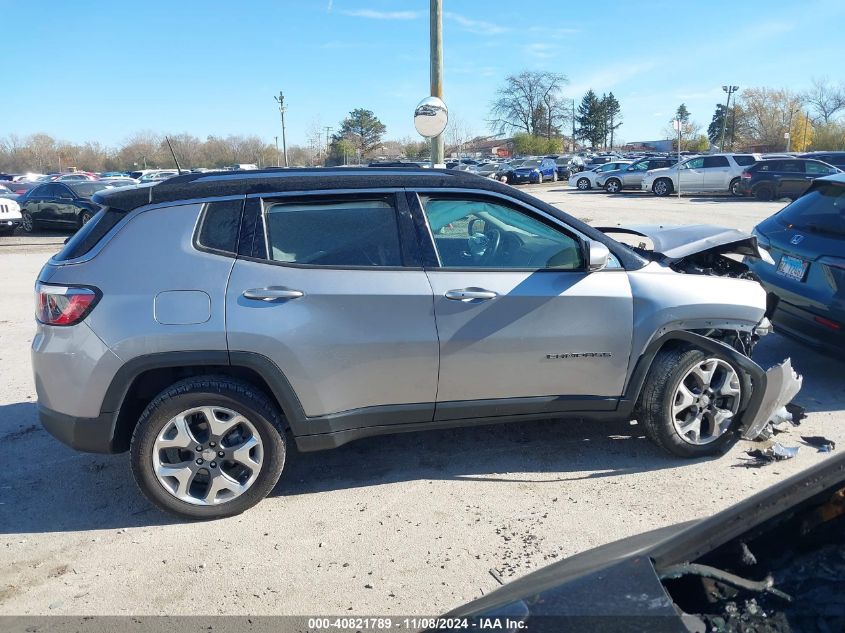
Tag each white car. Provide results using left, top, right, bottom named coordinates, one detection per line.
left=568, top=160, right=633, bottom=190
left=641, top=153, right=760, bottom=196
left=0, top=190, right=22, bottom=235
left=138, top=170, right=180, bottom=183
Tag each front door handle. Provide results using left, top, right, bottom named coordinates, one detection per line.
left=445, top=288, right=497, bottom=302
left=243, top=287, right=304, bottom=301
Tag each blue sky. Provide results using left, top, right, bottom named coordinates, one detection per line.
left=3, top=0, right=843, bottom=148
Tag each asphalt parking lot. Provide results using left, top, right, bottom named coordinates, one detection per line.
left=1, top=185, right=843, bottom=616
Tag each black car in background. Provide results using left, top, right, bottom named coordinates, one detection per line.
left=799, top=151, right=845, bottom=170
left=746, top=173, right=845, bottom=350
left=736, top=157, right=840, bottom=200
left=18, top=181, right=109, bottom=232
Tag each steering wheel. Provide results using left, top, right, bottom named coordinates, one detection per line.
left=467, top=226, right=501, bottom=263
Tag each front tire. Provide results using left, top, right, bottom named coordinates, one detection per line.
left=639, top=348, right=743, bottom=458
left=754, top=184, right=774, bottom=201
left=79, top=210, right=94, bottom=227
left=552, top=171, right=558, bottom=182
left=604, top=178, right=621, bottom=194
left=130, top=376, right=286, bottom=519
left=576, top=177, right=590, bottom=190
left=652, top=178, right=673, bottom=196
left=536, top=173, right=543, bottom=184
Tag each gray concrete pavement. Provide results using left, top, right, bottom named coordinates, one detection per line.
left=1, top=186, right=842, bottom=616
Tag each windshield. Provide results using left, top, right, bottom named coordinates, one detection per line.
left=521, top=160, right=540, bottom=168
left=777, top=182, right=845, bottom=237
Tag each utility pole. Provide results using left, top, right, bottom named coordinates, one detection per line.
left=274, top=91, right=289, bottom=167
left=323, top=127, right=333, bottom=163
left=429, top=0, right=444, bottom=166
left=719, top=85, right=738, bottom=153
left=571, top=99, right=576, bottom=152
left=274, top=136, right=280, bottom=167
left=785, top=105, right=798, bottom=152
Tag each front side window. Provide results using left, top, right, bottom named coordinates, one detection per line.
left=779, top=161, right=803, bottom=173
left=422, top=197, right=583, bottom=270
left=805, top=161, right=836, bottom=175
left=265, top=198, right=401, bottom=267
left=683, top=158, right=705, bottom=169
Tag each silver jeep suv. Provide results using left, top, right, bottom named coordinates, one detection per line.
left=33, top=168, right=798, bottom=519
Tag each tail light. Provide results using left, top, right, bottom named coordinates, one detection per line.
left=741, top=171, right=752, bottom=179
left=814, top=315, right=841, bottom=331
left=35, top=282, right=100, bottom=326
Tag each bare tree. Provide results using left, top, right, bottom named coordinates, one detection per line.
left=445, top=114, right=475, bottom=156
left=803, top=77, right=845, bottom=124
left=489, top=71, right=569, bottom=138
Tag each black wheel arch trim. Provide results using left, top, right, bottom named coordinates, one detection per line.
left=618, top=330, right=766, bottom=430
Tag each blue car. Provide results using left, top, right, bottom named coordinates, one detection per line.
left=747, top=172, right=845, bottom=351
left=509, top=158, right=558, bottom=184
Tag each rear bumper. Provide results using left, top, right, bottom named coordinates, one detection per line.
left=769, top=295, right=845, bottom=350
left=39, top=404, right=117, bottom=453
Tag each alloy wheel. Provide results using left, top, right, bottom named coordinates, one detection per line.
left=152, top=406, right=264, bottom=505
left=21, top=212, right=33, bottom=232
left=577, top=178, right=589, bottom=190
left=671, top=358, right=741, bottom=445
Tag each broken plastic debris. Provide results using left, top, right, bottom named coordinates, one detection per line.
left=741, top=359, right=803, bottom=441
left=801, top=435, right=836, bottom=453
left=740, top=443, right=800, bottom=467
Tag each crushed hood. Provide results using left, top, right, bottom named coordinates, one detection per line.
left=597, top=223, right=775, bottom=263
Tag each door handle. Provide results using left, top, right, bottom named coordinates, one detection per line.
left=445, top=288, right=497, bottom=301
left=242, top=287, right=304, bottom=301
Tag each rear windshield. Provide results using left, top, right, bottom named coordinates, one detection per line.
left=68, top=182, right=111, bottom=198
left=53, top=207, right=126, bottom=261
left=776, top=183, right=845, bottom=238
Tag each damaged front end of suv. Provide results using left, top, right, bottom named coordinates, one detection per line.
left=601, top=224, right=802, bottom=444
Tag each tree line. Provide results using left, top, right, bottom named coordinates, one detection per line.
left=2, top=74, right=843, bottom=174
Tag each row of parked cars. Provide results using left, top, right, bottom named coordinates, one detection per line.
left=565, top=151, right=845, bottom=200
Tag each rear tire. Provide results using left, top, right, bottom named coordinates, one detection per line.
left=21, top=211, right=35, bottom=233
left=639, top=347, right=742, bottom=458
left=130, top=376, right=286, bottom=520
left=729, top=177, right=742, bottom=197
left=79, top=210, right=94, bottom=227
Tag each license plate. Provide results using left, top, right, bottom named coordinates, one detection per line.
left=777, top=255, right=808, bottom=281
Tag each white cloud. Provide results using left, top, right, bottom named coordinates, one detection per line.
left=523, top=42, right=557, bottom=59
left=341, top=9, right=421, bottom=20
left=567, top=61, right=657, bottom=96
left=445, top=12, right=509, bottom=35
left=529, top=25, right=579, bottom=37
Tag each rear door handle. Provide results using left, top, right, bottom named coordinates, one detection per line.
left=243, top=287, right=304, bottom=301
left=445, top=288, right=498, bottom=301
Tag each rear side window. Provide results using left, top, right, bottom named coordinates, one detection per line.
left=265, top=198, right=401, bottom=267
left=703, top=156, right=730, bottom=168
left=54, top=208, right=126, bottom=261
left=733, top=155, right=756, bottom=166
left=196, top=199, right=243, bottom=255
left=777, top=183, right=845, bottom=238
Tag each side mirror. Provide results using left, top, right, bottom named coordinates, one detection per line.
left=587, top=240, right=610, bottom=271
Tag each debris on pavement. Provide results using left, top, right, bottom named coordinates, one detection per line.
left=801, top=435, right=836, bottom=453
left=739, top=443, right=800, bottom=468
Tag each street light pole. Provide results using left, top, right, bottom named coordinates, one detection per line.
left=429, top=0, right=444, bottom=166
left=274, top=92, right=289, bottom=167
left=274, top=136, right=280, bottom=167
left=785, top=105, right=799, bottom=152
left=719, top=85, right=738, bottom=153
left=323, top=126, right=333, bottom=163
